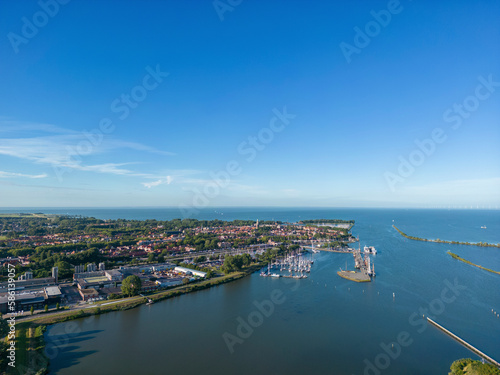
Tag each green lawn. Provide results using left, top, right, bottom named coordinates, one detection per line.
left=3, top=322, right=48, bottom=375
left=3, top=323, right=28, bottom=375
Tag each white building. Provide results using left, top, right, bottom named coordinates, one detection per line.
left=104, top=269, right=123, bottom=282
left=174, top=266, right=206, bottom=278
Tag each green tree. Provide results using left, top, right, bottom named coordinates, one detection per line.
left=205, top=269, right=215, bottom=279
left=121, top=275, right=142, bottom=297
left=108, top=293, right=120, bottom=300
left=0, top=315, right=8, bottom=337
left=194, top=255, right=206, bottom=263
left=44, top=305, right=48, bottom=313
left=56, top=302, right=60, bottom=310
left=30, top=306, right=34, bottom=315
left=54, top=260, right=73, bottom=279
left=147, top=253, right=156, bottom=263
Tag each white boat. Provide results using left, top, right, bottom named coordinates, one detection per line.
left=364, top=246, right=377, bottom=255
left=481, top=226, right=487, bottom=229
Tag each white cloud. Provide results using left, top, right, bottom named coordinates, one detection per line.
left=0, top=120, right=175, bottom=177
left=142, top=176, right=173, bottom=189
left=0, top=171, right=47, bottom=179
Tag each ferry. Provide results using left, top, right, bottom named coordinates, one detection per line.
left=364, top=246, right=377, bottom=255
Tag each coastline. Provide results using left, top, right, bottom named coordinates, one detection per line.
left=2, top=263, right=264, bottom=375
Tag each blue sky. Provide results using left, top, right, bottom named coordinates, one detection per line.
left=0, top=0, right=499, bottom=208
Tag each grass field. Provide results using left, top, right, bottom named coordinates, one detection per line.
left=15, top=324, right=28, bottom=371
left=0, top=213, right=53, bottom=218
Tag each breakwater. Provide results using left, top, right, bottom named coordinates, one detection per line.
left=427, top=317, right=500, bottom=368
left=393, top=225, right=500, bottom=248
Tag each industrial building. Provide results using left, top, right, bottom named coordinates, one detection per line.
left=0, top=277, right=56, bottom=292
left=174, top=266, right=207, bottom=278
left=0, top=286, right=62, bottom=314
left=78, top=288, right=99, bottom=302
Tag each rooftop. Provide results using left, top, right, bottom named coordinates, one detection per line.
left=45, top=286, right=62, bottom=297
left=83, top=276, right=110, bottom=283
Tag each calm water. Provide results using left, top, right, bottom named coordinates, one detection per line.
left=16, top=208, right=499, bottom=375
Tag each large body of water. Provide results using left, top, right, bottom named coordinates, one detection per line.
left=8, top=207, right=498, bottom=374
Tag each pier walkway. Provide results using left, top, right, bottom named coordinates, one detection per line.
left=427, top=317, right=500, bottom=368
left=301, top=246, right=352, bottom=253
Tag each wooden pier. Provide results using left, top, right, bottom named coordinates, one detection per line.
left=427, top=317, right=500, bottom=368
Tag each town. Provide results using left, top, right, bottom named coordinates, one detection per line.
left=0, top=214, right=355, bottom=316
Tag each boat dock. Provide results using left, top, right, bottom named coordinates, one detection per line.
left=336, top=242, right=375, bottom=282
left=427, top=317, right=500, bottom=368
left=260, top=273, right=307, bottom=279
left=260, top=251, right=313, bottom=279
left=301, top=246, right=352, bottom=253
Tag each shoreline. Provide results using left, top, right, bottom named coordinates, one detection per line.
left=1, top=263, right=264, bottom=375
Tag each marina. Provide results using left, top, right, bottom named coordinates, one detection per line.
left=260, top=251, right=314, bottom=279
left=259, top=241, right=377, bottom=283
